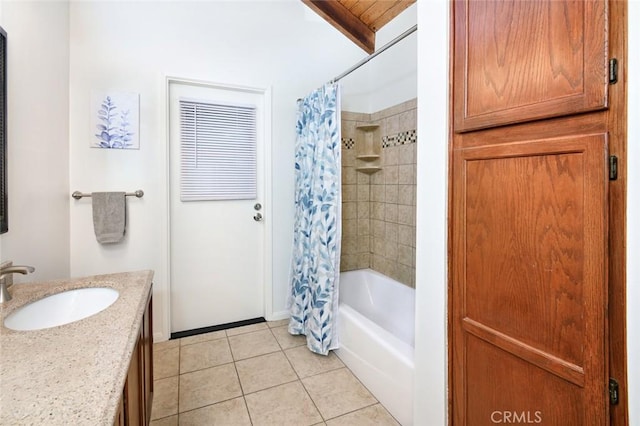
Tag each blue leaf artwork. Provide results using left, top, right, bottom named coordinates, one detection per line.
left=287, top=83, right=342, bottom=356
left=91, top=91, right=140, bottom=149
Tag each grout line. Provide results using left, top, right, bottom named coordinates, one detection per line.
left=240, top=378, right=301, bottom=397
left=176, top=337, right=235, bottom=375
left=300, top=366, right=388, bottom=423
left=176, top=342, right=181, bottom=417
left=327, top=359, right=403, bottom=424
left=267, top=325, right=292, bottom=352
left=242, top=394, right=255, bottom=426
left=231, top=350, right=246, bottom=396
left=177, top=360, right=236, bottom=376
left=178, top=332, right=227, bottom=348
left=228, top=335, right=239, bottom=362
left=177, top=334, right=291, bottom=377
left=174, top=396, right=248, bottom=418
left=322, top=401, right=382, bottom=422
left=298, top=375, right=326, bottom=422
left=282, top=347, right=303, bottom=381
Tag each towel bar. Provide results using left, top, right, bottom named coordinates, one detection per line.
left=72, top=190, right=144, bottom=200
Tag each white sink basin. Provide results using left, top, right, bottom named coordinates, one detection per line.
left=4, top=287, right=119, bottom=331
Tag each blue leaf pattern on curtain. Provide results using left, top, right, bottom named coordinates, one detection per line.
left=287, top=83, right=341, bottom=355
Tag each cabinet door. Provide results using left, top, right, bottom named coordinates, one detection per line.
left=142, top=296, right=154, bottom=425
left=124, top=338, right=143, bottom=426
left=453, top=0, right=608, bottom=132
left=121, top=292, right=153, bottom=426
left=113, top=395, right=125, bottom=426
left=451, top=133, right=609, bottom=424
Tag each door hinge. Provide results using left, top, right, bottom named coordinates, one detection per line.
left=609, top=155, right=618, bottom=181
left=609, top=58, right=618, bottom=84
left=609, top=378, right=619, bottom=405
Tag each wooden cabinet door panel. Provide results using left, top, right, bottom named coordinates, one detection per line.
left=453, top=0, right=608, bottom=132
left=113, top=396, right=125, bottom=426
left=452, top=133, right=609, bottom=424
left=466, top=335, right=584, bottom=425
left=124, top=338, right=143, bottom=426
left=122, top=293, right=153, bottom=426
left=143, top=295, right=154, bottom=425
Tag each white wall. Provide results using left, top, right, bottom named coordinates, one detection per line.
left=414, top=1, right=448, bottom=424
left=68, top=0, right=364, bottom=340
left=0, top=1, right=70, bottom=282
left=341, top=4, right=417, bottom=113
left=627, top=1, right=639, bottom=423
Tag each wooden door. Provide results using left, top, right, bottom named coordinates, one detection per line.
left=450, top=0, right=620, bottom=424
left=453, top=0, right=608, bottom=132
left=452, top=134, right=609, bottom=424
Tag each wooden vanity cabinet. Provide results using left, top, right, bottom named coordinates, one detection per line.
left=114, top=292, right=154, bottom=426
left=141, top=293, right=153, bottom=421
left=114, top=396, right=126, bottom=426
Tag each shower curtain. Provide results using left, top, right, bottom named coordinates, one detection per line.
left=287, top=82, right=342, bottom=356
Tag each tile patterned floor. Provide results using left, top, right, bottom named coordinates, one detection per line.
left=151, top=320, right=400, bottom=426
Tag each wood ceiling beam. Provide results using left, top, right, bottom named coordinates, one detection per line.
left=303, top=0, right=376, bottom=54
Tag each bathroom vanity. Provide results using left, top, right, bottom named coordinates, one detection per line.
left=0, top=270, right=153, bottom=425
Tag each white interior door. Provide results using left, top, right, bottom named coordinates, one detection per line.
left=169, top=80, right=266, bottom=333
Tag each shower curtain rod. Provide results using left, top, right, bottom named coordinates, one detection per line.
left=330, top=24, right=417, bottom=84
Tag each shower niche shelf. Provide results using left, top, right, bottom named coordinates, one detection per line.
left=356, top=166, right=382, bottom=174
left=356, top=154, right=380, bottom=161
left=355, top=123, right=381, bottom=175
left=355, top=124, right=380, bottom=132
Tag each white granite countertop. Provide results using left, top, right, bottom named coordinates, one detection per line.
left=0, top=270, right=153, bottom=425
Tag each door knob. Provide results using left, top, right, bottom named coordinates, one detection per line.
left=253, top=213, right=263, bottom=221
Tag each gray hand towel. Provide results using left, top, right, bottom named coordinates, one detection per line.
left=92, top=192, right=126, bottom=244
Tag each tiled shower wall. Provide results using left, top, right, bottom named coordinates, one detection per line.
left=340, top=99, right=417, bottom=288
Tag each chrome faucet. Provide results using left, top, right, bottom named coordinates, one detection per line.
left=0, top=265, right=35, bottom=303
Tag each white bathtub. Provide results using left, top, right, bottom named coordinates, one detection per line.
left=336, top=268, right=415, bottom=426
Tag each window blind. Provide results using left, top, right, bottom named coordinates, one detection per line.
left=179, top=99, right=257, bottom=201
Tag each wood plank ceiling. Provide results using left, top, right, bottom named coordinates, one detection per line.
left=303, top=0, right=416, bottom=54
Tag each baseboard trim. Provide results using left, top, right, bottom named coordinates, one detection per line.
left=266, top=310, right=290, bottom=321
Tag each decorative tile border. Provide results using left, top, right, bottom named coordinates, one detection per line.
left=382, top=129, right=417, bottom=148
left=341, top=130, right=416, bottom=150
left=342, top=137, right=355, bottom=149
